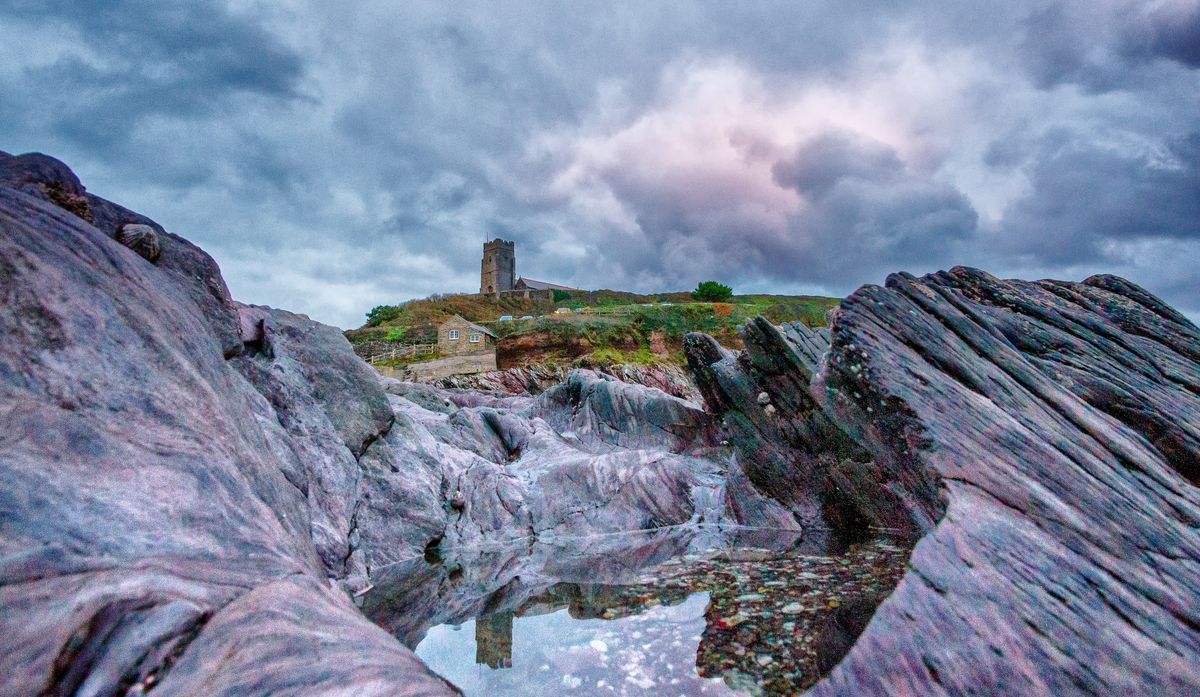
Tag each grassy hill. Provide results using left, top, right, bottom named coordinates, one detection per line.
left=346, top=289, right=840, bottom=368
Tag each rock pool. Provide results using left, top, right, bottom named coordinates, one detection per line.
left=360, top=527, right=910, bottom=696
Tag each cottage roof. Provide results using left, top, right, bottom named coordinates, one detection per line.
left=442, top=315, right=496, bottom=338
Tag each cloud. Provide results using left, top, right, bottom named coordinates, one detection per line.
left=0, top=0, right=1197, bottom=328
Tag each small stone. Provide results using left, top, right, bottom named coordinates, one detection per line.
left=450, top=492, right=465, bottom=510
left=757, top=391, right=770, bottom=405
left=781, top=602, right=803, bottom=614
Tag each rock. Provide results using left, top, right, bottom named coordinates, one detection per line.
left=0, top=151, right=93, bottom=222
left=756, top=391, right=770, bottom=405
left=681, top=268, right=1200, bottom=695
left=115, top=223, right=162, bottom=262
left=801, top=267, right=1200, bottom=696
left=527, top=369, right=716, bottom=453
left=0, top=158, right=456, bottom=695
left=10, top=151, right=1195, bottom=696
left=684, top=319, right=872, bottom=533
left=433, top=361, right=703, bottom=403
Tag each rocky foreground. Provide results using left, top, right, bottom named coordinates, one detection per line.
left=2, top=152, right=1198, bottom=695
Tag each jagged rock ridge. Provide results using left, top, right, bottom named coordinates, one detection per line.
left=685, top=267, right=1200, bottom=695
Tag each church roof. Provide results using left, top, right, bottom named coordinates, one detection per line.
left=516, top=277, right=578, bottom=291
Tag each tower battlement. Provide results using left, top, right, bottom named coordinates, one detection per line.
left=480, top=239, right=515, bottom=296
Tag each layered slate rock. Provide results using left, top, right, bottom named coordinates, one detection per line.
left=807, top=267, right=1200, bottom=696
left=684, top=318, right=872, bottom=532
left=0, top=155, right=458, bottom=696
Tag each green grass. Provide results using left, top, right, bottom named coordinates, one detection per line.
left=345, top=289, right=840, bottom=368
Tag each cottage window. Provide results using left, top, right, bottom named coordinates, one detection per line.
left=469, top=333, right=481, bottom=343
left=448, top=329, right=460, bottom=340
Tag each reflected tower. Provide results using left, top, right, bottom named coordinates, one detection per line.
left=474, top=611, right=514, bottom=669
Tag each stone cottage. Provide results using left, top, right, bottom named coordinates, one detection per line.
left=437, top=315, right=496, bottom=356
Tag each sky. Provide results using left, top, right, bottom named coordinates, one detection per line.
left=1, top=0, right=1197, bottom=329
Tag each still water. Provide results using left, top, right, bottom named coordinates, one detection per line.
left=363, top=529, right=909, bottom=696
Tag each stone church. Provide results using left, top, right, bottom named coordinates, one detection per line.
left=480, top=239, right=577, bottom=298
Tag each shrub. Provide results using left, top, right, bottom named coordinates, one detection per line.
left=552, top=289, right=572, bottom=302
left=691, top=281, right=733, bottom=302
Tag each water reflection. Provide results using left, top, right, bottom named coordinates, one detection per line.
left=361, top=527, right=909, bottom=696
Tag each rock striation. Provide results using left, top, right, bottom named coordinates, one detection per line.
left=685, top=267, right=1200, bottom=695
left=684, top=318, right=873, bottom=534
left=807, top=267, right=1200, bottom=696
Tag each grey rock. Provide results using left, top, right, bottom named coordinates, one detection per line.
left=0, top=158, right=455, bottom=695
left=435, top=361, right=703, bottom=403
left=801, top=267, right=1200, bottom=696
left=684, top=318, right=871, bottom=532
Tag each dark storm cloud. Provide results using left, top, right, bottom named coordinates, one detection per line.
left=1, top=0, right=1197, bottom=326
left=995, top=130, right=1200, bottom=264
left=1122, top=2, right=1200, bottom=68
left=0, top=0, right=304, bottom=182
left=774, top=133, right=979, bottom=282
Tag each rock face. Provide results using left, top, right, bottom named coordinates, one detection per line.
left=804, top=268, right=1200, bottom=696
left=0, top=152, right=784, bottom=697
left=433, top=361, right=704, bottom=403
left=685, top=268, right=1200, bottom=695
left=684, top=318, right=872, bottom=533
left=375, top=368, right=742, bottom=553
left=0, top=154, right=460, bottom=695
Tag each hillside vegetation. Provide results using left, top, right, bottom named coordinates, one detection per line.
left=346, top=289, right=840, bottom=368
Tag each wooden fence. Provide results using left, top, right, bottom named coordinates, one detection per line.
left=364, top=343, right=436, bottom=364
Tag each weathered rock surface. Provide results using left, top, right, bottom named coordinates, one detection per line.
left=684, top=318, right=871, bottom=533
left=796, top=268, right=1200, bottom=695
left=377, top=368, right=745, bottom=551
left=434, top=361, right=703, bottom=403
left=0, top=154, right=459, bottom=695
left=0, top=153, right=784, bottom=697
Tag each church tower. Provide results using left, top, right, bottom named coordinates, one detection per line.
left=481, top=239, right=515, bottom=296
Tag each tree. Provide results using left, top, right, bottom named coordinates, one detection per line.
left=691, top=281, right=732, bottom=302
left=365, top=305, right=403, bottom=327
